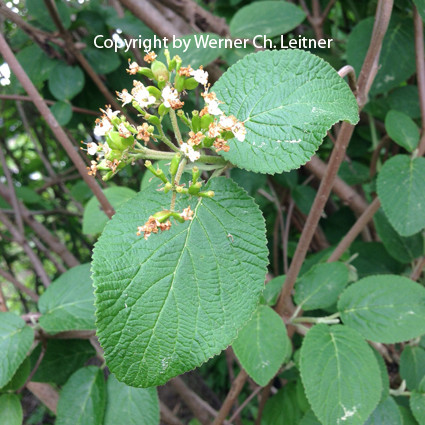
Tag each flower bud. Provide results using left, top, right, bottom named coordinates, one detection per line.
left=158, top=103, right=170, bottom=116
left=170, top=211, right=185, bottom=223
left=131, top=101, right=145, bottom=115
left=188, top=181, right=202, bottom=195
left=164, top=182, right=173, bottom=193
left=175, top=186, right=189, bottom=194
left=137, top=67, right=155, bottom=79
left=174, top=74, right=185, bottom=92
left=200, top=114, right=214, bottom=130
left=175, top=56, right=182, bottom=72
left=153, top=210, right=172, bottom=222
left=169, top=153, right=181, bottom=177
left=191, top=166, right=200, bottom=184
left=146, top=114, right=161, bottom=126
left=157, top=76, right=166, bottom=90
left=102, top=171, right=114, bottom=181
left=151, top=60, right=169, bottom=82
left=191, top=112, right=201, bottom=132
left=147, top=86, right=162, bottom=100
left=106, top=131, right=133, bottom=150
left=199, top=190, right=215, bottom=198
left=202, top=136, right=214, bottom=148
left=168, top=58, right=176, bottom=72
left=184, top=77, right=198, bottom=91
left=106, top=149, right=122, bottom=161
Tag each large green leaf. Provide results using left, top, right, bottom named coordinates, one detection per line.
left=400, top=346, right=425, bottom=391
left=374, top=210, right=423, bottom=264
left=232, top=305, right=291, bottom=386
left=338, top=275, right=425, bottom=343
left=229, top=1, right=306, bottom=39
left=213, top=50, right=359, bottom=173
left=0, top=313, right=34, bottom=388
left=377, top=155, right=425, bottom=237
left=31, top=340, right=96, bottom=386
left=83, top=48, right=121, bottom=75
left=300, top=324, right=382, bottom=425
left=83, top=186, right=137, bottom=236
left=1, top=357, right=30, bottom=392
left=0, top=394, right=23, bottom=425
left=38, top=264, right=95, bottom=333
left=48, top=63, right=85, bottom=101
left=27, top=0, right=70, bottom=31
left=294, top=262, right=349, bottom=311
left=411, top=378, right=425, bottom=425
left=388, top=86, right=421, bottom=119
left=92, top=177, right=268, bottom=387
left=56, top=366, right=106, bottom=425
left=385, top=110, right=420, bottom=152
left=347, top=17, right=415, bottom=95
left=365, top=396, right=403, bottom=425
left=104, top=374, right=159, bottom=425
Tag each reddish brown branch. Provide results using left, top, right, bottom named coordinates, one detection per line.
left=0, top=268, right=39, bottom=301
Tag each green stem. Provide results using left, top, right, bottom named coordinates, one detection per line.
left=157, top=123, right=180, bottom=152
left=292, top=312, right=341, bottom=325
left=169, top=108, right=183, bottom=145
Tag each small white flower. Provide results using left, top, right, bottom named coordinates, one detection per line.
left=131, top=82, right=156, bottom=108
left=118, top=123, right=132, bottom=138
left=232, top=121, right=246, bottom=142
left=208, top=122, right=221, bottom=138
left=191, top=68, right=208, bottom=86
left=207, top=100, right=222, bottom=116
left=180, top=143, right=200, bottom=162
left=116, top=89, right=133, bottom=106
left=162, top=86, right=179, bottom=108
left=101, top=142, right=111, bottom=157
left=103, top=108, right=119, bottom=120
left=219, top=115, right=237, bottom=130
left=94, top=117, right=113, bottom=137
left=87, top=142, right=98, bottom=155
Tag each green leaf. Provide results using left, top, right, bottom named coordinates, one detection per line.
left=263, top=275, right=285, bottom=306
left=292, top=185, right=316, bottom=216
left=48, top=63, right=85, bottom=101
left=365, top=396, right=403, bottom=425
left=400, top=346, right=425, bottom=391
left=338, top=161, right=370, bottom=185
left=385, top=111, right=420, bottom=152
left=56, top=366, right=106, bottom=425
left=232, top=305, right=291, bottom=386
left=27, top=0, right=70, bottom=31
left=213, top=50, right=359, bottom=174
left=0, top=394, right=23, bottom=425
left=1, top=357, right=30, bottom=392
left=106, top=12, right=154, bottom=39
left=104, top=374, right=159, bottom=425
left=338, top=275, right=425, bottom=343
left=399, top=405, right=419, bottom=425
left=411, top=379, right=425, bottom=425
left=294, top=262, right=349, bottom=311
left=300, top=324, right=382, bottom=425
left=299, top=410, right=321, bottom=425
left=31, top=340, right=96, bottom=386
left=92, top=177, right=268, bottom=387
left=372, top=349, right=390, bottom=401
left=83, top=186, right=137, bottom=235
left=83, top=48, right=121, bottom=75
left=388, top=86, right=421, bottom=119
left=0, top=313, right=34, bottom=388
left=38, top=264, right=95, bottom=333
left=347, top=17, right=415, bottom=95
left=15, top=45, right=57, bottom=87
left=50, top=101, right=72, bottom=126
left=159, top=34, right=225, bottom=68
left=377, top=155, right=425, bottom=237
left=374, top=210, right=423, bottom=264
left=229, top=1, right=306, bottom=39
left=263, top=382, right=303, bottom=425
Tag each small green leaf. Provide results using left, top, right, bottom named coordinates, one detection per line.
left=374, top=210, right=423, bottom=264
left=0, top=394, right=23, bottom=425
left=300, top=324, right=382, bottom=425
left=50, top=101, right=72, bottom=126
left=400, top=346, right=425, bottom=391
left=92, top=177, right=268, bottom=387
left=48, top=63, right=85, bottom=101
left=377, top=155, right=425, bottom=237
left=338, top=275, right=425, bottom=343
left=294, top=262, right=349, bottom=311
left=27, top=0, right=70, bottom=31
left=56, top=367, right=106, bottom=425
left=83, top=186, right=137, bottom=235
left=229, top=1, right=306, bottom=39
left=232, top=305, right=291, bottom=386
left=399, top=405, right=419, bottom=425
left=38, top=264, right=95, bottom=333
left=365, top=396, right=403, bottom=425
left=385, top=110, right=420, bottom=152
left=83, top=48, right=121, bottom=75
left=213, top=50, right=359, bottom=173
left=104, top=374, right=159, bottom=425
left=263, top=275, right=285, bottom=306
left=372, top=349, right=390, bottom=400
left=388, top=86, right=421, bottom=119
left=0, top=313, right=34, bottom=388
left=299, top=410, right=321, bottom=425
left=292, top=185, right=316, bottom=216
left=106, top=12, right=154, bottom=39
left=31, top=340, right=96, bottom=386
left=411, top=378, right=425, bottom=425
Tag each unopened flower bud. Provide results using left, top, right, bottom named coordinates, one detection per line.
left=164, top=182, right=173, bottom=193
left=137, top=67, right=155, bottom=79
left=174, top=74, right=185, bottom=92
left=157, top=76, right=166, bottom=90
left=184, top=77, right=198, bottom=90
left=192, top=113, right=201, bottom=132
left=158, top=103, right=170, bottom=116
left=201, top=114, right=214, bottom=130
left=151, top=60, right=169, bottom=82
left=169, top=153, right=181, bottom=177
left=168, top=58, right=176, bottom=71
left=189, top=181, right=202, bottom=195
left=153, top=210, right=172, bottom=223
left=199, top=190, right=215, bottom=198
left=147, top=86, right=162, bottom=100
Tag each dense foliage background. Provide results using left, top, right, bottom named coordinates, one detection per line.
left=1, top=0, right=425, bottom=424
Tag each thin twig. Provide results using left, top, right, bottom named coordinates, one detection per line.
left=228, top=385, right=262, bottom=423
left=18, top=342, right=46, bottom=394
left=411, top=256, right=425, bottom=281
left=0, top=268, right=39, bottom=301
